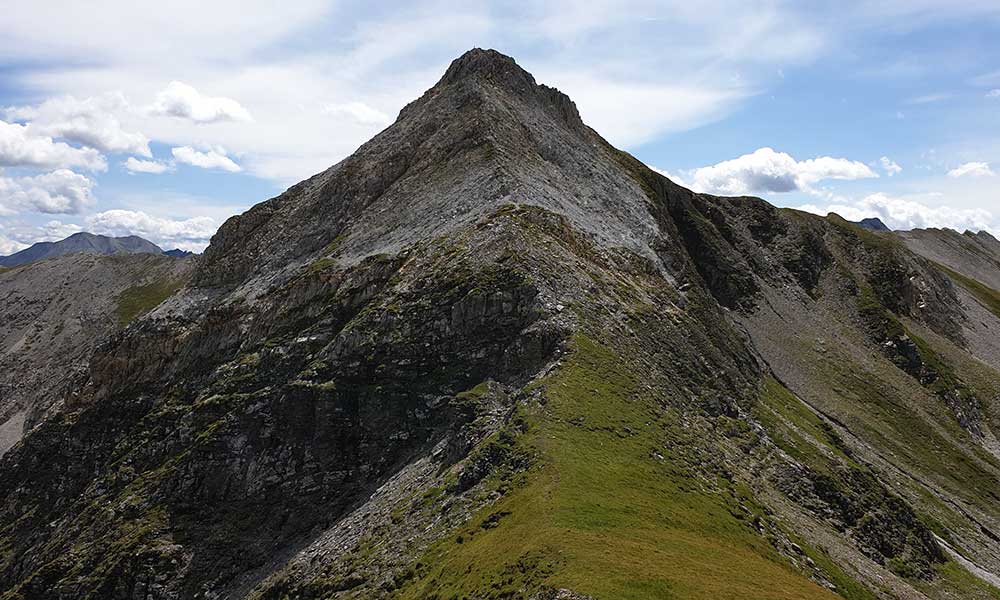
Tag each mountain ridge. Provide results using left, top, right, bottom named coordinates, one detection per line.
left=1, top=48, right=999, bottom=599
left=195, top=48, right=664, bottom=288
left=0, top=232, right=164, bottom=267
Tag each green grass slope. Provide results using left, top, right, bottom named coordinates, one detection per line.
left=115, top=277, right=184, bottom=324
left=398, top=336, right=845, bottom=600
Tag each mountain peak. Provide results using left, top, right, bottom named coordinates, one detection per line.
left=438, top=48, right=533, bottom=87
left=852, top=217, right=890, bottom=231
left=0, top=232, right=163, bottom=267
left=197, top=48, right=605, bottom=286
left=428, top=48, right=583, bottom=129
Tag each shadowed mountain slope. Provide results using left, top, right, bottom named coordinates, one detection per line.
left=1, top=49, right=999, bottom=600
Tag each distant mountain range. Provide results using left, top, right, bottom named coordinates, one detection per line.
left=0, top=232, right=194, bottom=267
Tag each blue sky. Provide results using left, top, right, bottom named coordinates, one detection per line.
left=0, top=1, right=998, bottom=252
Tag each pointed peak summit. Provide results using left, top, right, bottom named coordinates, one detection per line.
left=439, top=48, right=534, bottom=87
left=429, top=48, right=583, bottom=129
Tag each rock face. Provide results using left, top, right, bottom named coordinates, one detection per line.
left=0, top=253, right=193, bottom=455
left=1, top=49, right=1000, bottom=599
left=0, top=232, right=165, bottom=268
left=898, top=227, right=1000, bottom=290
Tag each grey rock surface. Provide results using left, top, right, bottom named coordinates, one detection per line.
left=0, top=252, right=193, bottom=454
left=899, top=227, right=1000, bottom=290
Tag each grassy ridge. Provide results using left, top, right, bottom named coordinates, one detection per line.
left=397, top=336, right=841, bottom=599
left=116, top=278, right=184, bottom=324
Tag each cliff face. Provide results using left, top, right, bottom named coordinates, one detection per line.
left=1, top=49, right=999, bottom=600
left=0, top=252, right=193, bottom=456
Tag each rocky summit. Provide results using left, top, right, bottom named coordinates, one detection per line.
left=1, top=48, right=1000, bottom=600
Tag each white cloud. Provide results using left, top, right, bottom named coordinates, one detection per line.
left=0, top=120, right=106, bottom=171
left=37, top=219, right=84, bottom=241
left=0, top=169, right=96, bottom=214
left=171, top=146, right=241, bottom=172
left=879, top=156, right=902, bottom=176
left=799, top=192, right=995, bottom=233
left=0, top=219, right=83, bottom=254
left=324, top=102, right=392, bottom=126
left=123, top=157, right=172, bottom=174
left=947, top=162, right=995, bottom=178
left=650, top=166, right=686, bottom=184
left=149, top=81, right=252, bottom=124
left=907, top=92, right=953, bottom=104
left=987, top=89, right=1000, bottom=98
left=0, top=1, right=334, bottom=64
left=541, top=72, right=748, bottom=148
left=4, top=93, right=150, bottom=156
left=0, top=235, right=27, bottom=256
left=682, top=147, right=878, bottom=196
left=86, top=209, right=217, bottom=252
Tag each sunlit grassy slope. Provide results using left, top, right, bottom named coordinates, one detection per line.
left=397, top=336, right=845, bottom=600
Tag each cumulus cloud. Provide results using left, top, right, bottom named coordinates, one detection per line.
left=947, top=162, right=994, bottom=178
left=0, top=120, right=106, bottom=171
left=0, top=220, right=84, bottom=255
left=37, top=220, right=84, bottom=241
left=0, top=169, right=96, bottom=214
left=149, top=82, right=252, bottom=124
left=86, top=209, right=217, bottom=252
left=4, top=93, right=150, bottom=156
left=542, top=72, right=747, bottom=149
left=800, top=193, right=995, bottom=233
left=879, top=156, right=902, bottom=176
left=682, top=147, right=878, bottom=196
left=171, top=146, right=241, bottom=172
left=324, top=102, right=392, bottom=126
left=123, top=157, right=172, bottom=174
left=0, top=235, right=26, bottom=255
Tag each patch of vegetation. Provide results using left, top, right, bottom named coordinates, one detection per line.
left=307, top=256, right=339, bottom=273
left=754, top=377, right=857, bottom=471
left=115, top=277, right=184, bottom=324
left=396, top=336, right=843, bottom=599
left=933, top=262, right=1000, bottom=320
left=854, top=279, right=985, bottom=436
left=759, top=379, right=944, bottom=581
left=856, top=284, right=906, bottom=341
left=812, top=343, right=1000, bottom=511
left=915, top=560, right=1000, bottom=600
